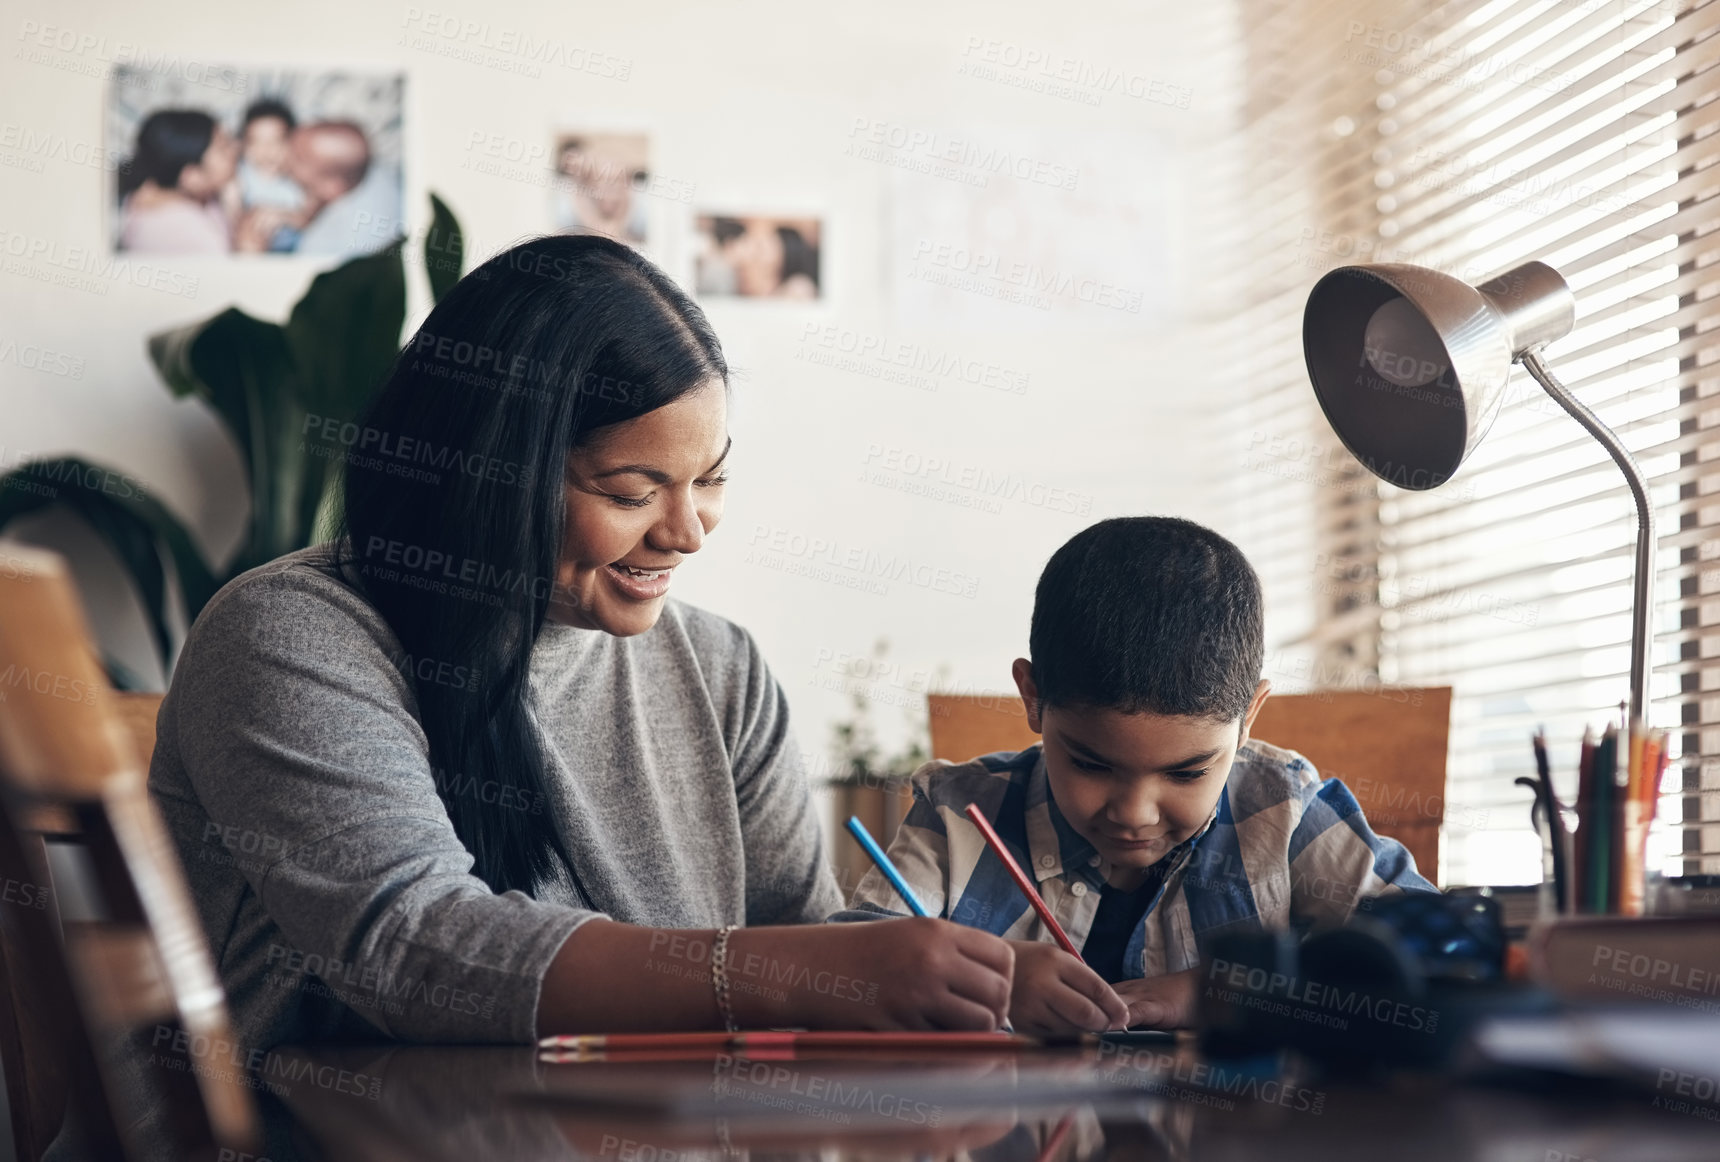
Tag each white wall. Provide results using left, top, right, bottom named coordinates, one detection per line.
left=0, top=0, right=1244, bottom=771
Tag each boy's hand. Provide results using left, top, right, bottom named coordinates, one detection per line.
left=1113, top=967, right=1201, bottom=1029
left=1006, top=941, right=1129, bottom=1034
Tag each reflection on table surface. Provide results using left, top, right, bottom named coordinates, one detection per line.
left=247, top=1039, right=1720, bottom=1162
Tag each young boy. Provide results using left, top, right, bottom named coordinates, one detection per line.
left=835, top=516, right=1436, bottom=1034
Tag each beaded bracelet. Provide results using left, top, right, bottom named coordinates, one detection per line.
left=711, top=925, right=740, bottom=1032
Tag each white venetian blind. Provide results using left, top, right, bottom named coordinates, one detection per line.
left=1208, top=0, right=1720, bottom=885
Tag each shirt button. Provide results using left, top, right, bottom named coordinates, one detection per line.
left=1071, top=882, right=1088, bottom=897
left=1088, top=855, right=1102, bottom=867
left=1039, top=855, right=1056, bottom=869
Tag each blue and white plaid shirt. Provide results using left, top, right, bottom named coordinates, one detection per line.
left=833, top=740, right=1436, bottom=978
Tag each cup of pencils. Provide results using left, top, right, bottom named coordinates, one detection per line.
left=1528, top=716, right=1670, bottom=917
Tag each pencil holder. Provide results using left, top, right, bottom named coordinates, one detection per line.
left=1551, top=721, right=1667, bottom=918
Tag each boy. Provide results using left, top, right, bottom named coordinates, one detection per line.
left=834, top=516, right=1436, bottom=1034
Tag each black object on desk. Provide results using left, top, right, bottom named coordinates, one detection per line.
left=1519, top=733, right=1569, bottom=913
left=1198, top=892, right=1552, bottom=1073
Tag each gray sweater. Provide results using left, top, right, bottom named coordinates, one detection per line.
left=149, top=544, right=842, bottom=1050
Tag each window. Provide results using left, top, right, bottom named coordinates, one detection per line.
left=1218, top=0, right=1719, bottom=884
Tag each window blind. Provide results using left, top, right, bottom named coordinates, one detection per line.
left=1213, top=0, right=1719, bottom=884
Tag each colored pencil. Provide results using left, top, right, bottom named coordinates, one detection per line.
left=1628, top=727, right=1668, bottom=915
left=1651, top=729, right=1670, bottom=817
left=963, top=803, right=1082, bottom=958
left=537, top=1030, right=1038, bottom=1052
left=1573, top=729, right=1596, bottom=914
left=1619, top=719, right=1647, bottom=915
left=1627, top=719, right=1645, bottom=803
left=1639, top=729, right=1661, bottom=809
left=1593, top=725, right=1616, bottom=914
left=1035, top=1112, right=1077, bottom=1162
left=845, top=816, right=931, bottom=917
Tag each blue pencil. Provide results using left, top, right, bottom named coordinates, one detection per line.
left=845, top=816, right=931, bottom=917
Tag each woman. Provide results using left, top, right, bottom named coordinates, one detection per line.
left=116, top=109, right=238, bottom=253
left=149, top=234, right=1013, bottom=1050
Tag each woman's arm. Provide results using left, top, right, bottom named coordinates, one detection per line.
left=536, top=916, right=1015, bottom=1034
left=162, top=565, right=594, bottom=1043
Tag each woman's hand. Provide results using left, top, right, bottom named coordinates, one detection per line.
left=1005, top=941, right=1129, bottom=1035
left=1112, top=967, right=1202, bottom=1029
left=731, top=917, right=1015, bottom=1031
left=538, top=917, right=1014, bottom=1036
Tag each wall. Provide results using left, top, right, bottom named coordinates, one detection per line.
left=26, top=30, right=1330, bottom=950
left=1, top=0, right=1248, bottom=771
left=0, top=2, right=1263, bottom=1152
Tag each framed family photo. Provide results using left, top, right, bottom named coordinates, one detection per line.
left=108, top=66, right=405, bottom=258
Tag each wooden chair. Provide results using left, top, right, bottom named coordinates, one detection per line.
left=926, top=691, right=1041, bottom=767
left=1250, top=688, right=1451, bottom=882
left=112, top=691, right=165, bottom=773
left=925, top=686, right=1452, bottom=884
left=0, top=544, right=258, bottom=1161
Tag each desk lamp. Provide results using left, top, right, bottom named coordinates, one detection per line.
left=1302, top=261, right=1654, bottom=722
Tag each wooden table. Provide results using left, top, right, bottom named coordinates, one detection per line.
left=244, top=1039, right=1720, bottom=1161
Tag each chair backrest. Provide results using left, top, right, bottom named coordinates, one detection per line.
left=1250, top=688, right=1451, bottom=881
left=0, top=543, right=257, bottom=1161
left=926, top=686, right=1451, bottom=883
left=113, top=692, right=165, bottom=773
left=927, top=692, right=1041, bottom=765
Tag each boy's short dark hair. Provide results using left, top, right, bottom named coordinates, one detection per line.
left=1029, top=516, right=1264, bottom=722
left=242, top=99, right=296, bottom=132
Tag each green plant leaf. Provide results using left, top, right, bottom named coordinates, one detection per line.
left=283, top=242, right=407, bottom=424
left=147, top=307, right=307, bottom=572
left=282, top=243, right=408, bottom=550
left=148, top=307, right=294, bottom=468
left=0, top=457, right=219, bottom=665
left=425, top=192, right=465, bottom=303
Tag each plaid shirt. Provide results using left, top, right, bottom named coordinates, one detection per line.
left=833, top=740, right=1436, bottom=978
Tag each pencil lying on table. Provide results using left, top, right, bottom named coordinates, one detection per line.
left=963, top=802, right=1082, bottom=958
left=537, top=1031, right=1038, bottom=1053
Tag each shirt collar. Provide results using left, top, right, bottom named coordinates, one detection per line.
left=1026, top=750, right=1102, bottom=885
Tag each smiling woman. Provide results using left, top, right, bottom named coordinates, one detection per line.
left=143, top=234, right=1016, bottom=1055
left=556, top=388, right=731, bottom=634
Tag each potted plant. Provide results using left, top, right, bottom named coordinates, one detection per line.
left=0, top=196, right=467, bottom=680
left=821, top=638, right=944, bottom=896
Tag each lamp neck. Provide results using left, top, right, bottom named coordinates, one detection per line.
left=1481, top=262, right=1576, bottom=357
left=1519, top=350, right=1654, bottom=725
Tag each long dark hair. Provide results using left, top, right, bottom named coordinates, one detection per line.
left=776, top=226, right=819, bottom=291
left=118, top=109, right=216, bottom=200
left=336, top=234, right=728, bottom=895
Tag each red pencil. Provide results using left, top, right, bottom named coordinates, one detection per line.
left=1035, top=1112, right=1077, bottom=1162
left=963, top=803, right=1082, bottom=958
left=537, top=1030, right=1037, bottom=1053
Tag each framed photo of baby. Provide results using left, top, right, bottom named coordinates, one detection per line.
left=108, top=67, right=405, bottom=258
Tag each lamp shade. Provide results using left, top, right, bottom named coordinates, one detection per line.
left=1302, top=260, right=1575, bottom=490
